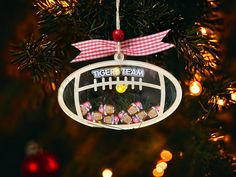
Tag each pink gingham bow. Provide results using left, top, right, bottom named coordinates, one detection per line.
left=71, top=29, right=174, bottom=62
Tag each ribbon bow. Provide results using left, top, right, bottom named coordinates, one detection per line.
left=71, top=29, right=174, bottom=63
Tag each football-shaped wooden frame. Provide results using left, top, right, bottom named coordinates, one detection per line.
left=58, top=60, right=182, bottom=130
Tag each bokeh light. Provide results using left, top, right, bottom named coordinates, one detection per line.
left=102, top=168, right=113, bottom=177
left=189, top=81, right=202, bottom=96
left=160, top=150, right=173, bottom=162
left=156, top=161, right=167, bottom=170
left=152, top=168, right=164, bottom=177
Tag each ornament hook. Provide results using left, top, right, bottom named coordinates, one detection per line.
left=114, top=52, right=124, bottom=61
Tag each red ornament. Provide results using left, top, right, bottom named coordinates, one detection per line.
left=21, top=152, right=59, bottom=177
left=112, top=29, right=125, bottom=41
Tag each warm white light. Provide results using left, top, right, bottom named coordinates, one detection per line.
left=160, top=150, right=173, bottom=162
left=189, top=81, right=202, bottom=96
left=156, top=161, right=167, bottom=170
left=152, top=168, right=164, bottom=177
left=102, top=169, right=112, bottom=177
left=231, top=92, right=236, bottom=102
left=217, top=98, right=225, bottom=106
left=156, top=166, right=163, bottom=173
left=200, top=27, right=207, bottom=35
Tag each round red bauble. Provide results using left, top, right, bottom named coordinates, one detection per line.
left=21, top=152, right=59, bottom=177
left=112, top=29, right=125, bottom=42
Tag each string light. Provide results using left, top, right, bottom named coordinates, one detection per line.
left=208, top=96, right=228, bottom=110
left=217, top=98, right=226, bottom=106
left=199, top=26, right=216, bottom=38
left=116, top=84, right=127, bottom=93
left=179, top=152, right=184, bottom=159
left=223, top=134, right=232, bottom=143
left=152, top=168, right=164, bottom=177
left=231, top=92, right=236, bottom=102
left=189, top=81, right=202, bottom=96
left=156, top=161, right=167, bottom=170
left=200, top=27, right=207, bottom=35
left=102, top=169, right=113, bottom=177
left=209, top=132, right=225, bottom=142
left=27, top=161, right=38, bottom=172
left=152, top=150, right=173, bottom=176
left=160, top=150, right=173, bottom=162
left=51, top=82, right=56, bottom=91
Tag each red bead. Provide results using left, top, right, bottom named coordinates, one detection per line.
left=112, top=29, right=125, bottom=42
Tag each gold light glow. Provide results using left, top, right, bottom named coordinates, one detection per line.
left=200, top=27, right=207, bottom=35
left=223, top=135, right=232, bottom=143
left=156, top=161, right=167, bottom=170
left=217, top=98, right=226, bottom=106
left=194, top=72, right=202, bottom=81
left=116, top=84, right=127, bottom=93
left=209, top=132, right=225, bottom=142
left=189, top=81, right=202, bottom=96
left=60, top=0, right=70, bottom=7
left=113, top=67, right=121, bottom=77
left=202, top=51, right=217, bottom=68
left=102, top=169, right=113, bottom=177
left=36, top=0, right=78, bottom=16
left=160, top=150, right=173, bottom=162
left=231, top=92, right=236, bottom=102
left=152, top=168, right=164, bottom=177
left=199, top=27, right=215, bottom=38
left=51, top=82, right=56, bottom=91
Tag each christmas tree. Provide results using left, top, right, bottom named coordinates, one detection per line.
left=0, top=0, right=236, bottom=177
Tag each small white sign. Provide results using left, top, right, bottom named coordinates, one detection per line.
left=91, top=67, right=145, bottom=78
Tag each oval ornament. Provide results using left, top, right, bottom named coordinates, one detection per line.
left=58, top=60, right=182, bottom=130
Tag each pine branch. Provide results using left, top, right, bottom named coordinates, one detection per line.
left=10, top=35, right=63, bottom=81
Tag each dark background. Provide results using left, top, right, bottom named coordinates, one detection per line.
left=0, top=0, right=236, bottom=177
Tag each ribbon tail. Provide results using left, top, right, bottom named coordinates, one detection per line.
left=122, top=29, right=174, bottom=56
left=71, top=40, right=116, bottom=63
left=71, top=50, right=115, bottom=63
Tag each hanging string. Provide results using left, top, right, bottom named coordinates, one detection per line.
left=116, top=0, right=121, bottom=29
left=115, top=0, right=124, bottom=61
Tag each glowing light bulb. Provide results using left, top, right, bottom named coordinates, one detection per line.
left=156, top=161, right=167, bottom=170
left=160, top=150, right=173, bottom=162
left=27, top=161, right=38, bottom=172
left=102, top=169, right=113, bottom=177
left=231, top=92, right=236, bottom=102
left=116, top=84, right=127, bottom=93
left=152, top=168, right=164, bottom=177
left=217, top=98, right=225, bottom=106
left=189, top=81, right=202, bottom=96
left=200, top=27, right=207, bottom=35
left=51, top=82, right=56, bottom=91
left=113, top=67, right=121, bottom=77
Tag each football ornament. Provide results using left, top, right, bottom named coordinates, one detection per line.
left=58, top=60, right=182, bottom=130
left=58, top=0, right=181, bottom=130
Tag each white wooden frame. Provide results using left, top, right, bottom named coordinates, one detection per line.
left=58, top=60, right=182, bottom=130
